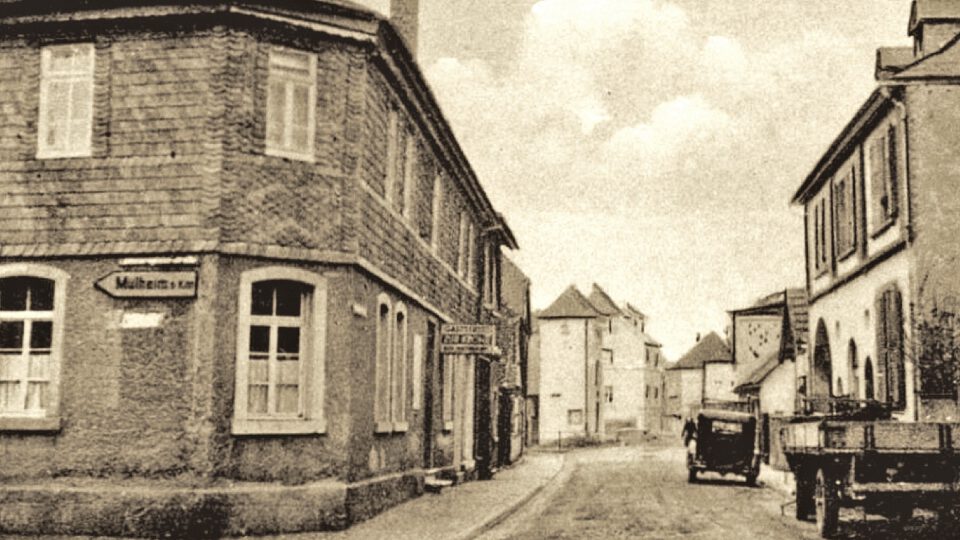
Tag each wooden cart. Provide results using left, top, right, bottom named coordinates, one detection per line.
left=782, top=418, right=960, bottom=537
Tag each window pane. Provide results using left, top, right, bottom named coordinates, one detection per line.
left=248, top=384, right=268, bottom=414
left=29, top=279, right=54, bottom=311
left=49, top=48, right=74, bottom=73
left=251, top=282, right=273, bottom=315
left=277, top=327, right=300, bottom=354
left=0, top=382, right=19, bottom=411
left=28, top=354, right=49, bottom=380
left=248, top=358, right=268, bottom=384
left=266, top=80, right=286, bottom=148
left=276, top=384, right=299, bottom=414
left=291, top=126, right=309, bottom=153
left=292, top=85, right=310, bottom=126
left=25, top=382, right=45, bottom=410
left=0, top=278, right=29, bottom=311
left=45, top=81, right=70, bottom=147
left=0, top=322, right=24, bottom=351
left=274, top=282, right=302, bottom=316
left=0, top=355, right=17, bottom=380
left=277, top=358, right=299, bottom=385
left=249, top=325, right=270, bottom=353
left=30, top=321, right=53, bottom=350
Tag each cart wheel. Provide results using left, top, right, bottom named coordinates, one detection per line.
left=815, top=468, right=839, bottom=538
left=688, top=468, right=697, bottom=483
left=796, top=470, right=815, bottom=520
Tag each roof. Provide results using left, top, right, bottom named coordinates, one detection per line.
left=733, top=353, right=780, bottom=394
left=909, top=0, right=960, bottom=35
left=538, top=286, right=601, bottom=319
left=643, top=333, right=662, bottom=347
left=894, top=32, right=960, bottom=79
left=625, top=303, right=647, bottom=319
left=876, top=46, right=916, bottom=80
left=667, top=332, right=731, bottom=370
left=587, top=284, right=623, bottom=316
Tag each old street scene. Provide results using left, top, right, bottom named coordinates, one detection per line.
left=6, top=0, right=960, bottom=539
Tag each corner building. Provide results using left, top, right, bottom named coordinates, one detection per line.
left=0, top=0, right=517, bottom=535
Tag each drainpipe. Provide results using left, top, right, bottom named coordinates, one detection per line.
left=584, top=318, right=590, bottom=436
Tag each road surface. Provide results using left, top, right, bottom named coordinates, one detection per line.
left=480, top=444, right=948, bottom=540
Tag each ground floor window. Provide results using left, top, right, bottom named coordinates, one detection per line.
left=0, top=266, right=67, bottom=427
left=232, top=267, right=326, bottom=435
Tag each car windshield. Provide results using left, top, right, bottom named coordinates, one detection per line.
left=711, top=420, right=743, bottom=434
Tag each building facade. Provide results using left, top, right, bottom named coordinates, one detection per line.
left=0, top=0, right=519, bottom=535
left=664, top=332, right=730, bottom=420
left=792, top=0, right=960, bottom=422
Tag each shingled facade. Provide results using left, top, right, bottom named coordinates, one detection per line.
left=0, top=0, right=518, bottom=535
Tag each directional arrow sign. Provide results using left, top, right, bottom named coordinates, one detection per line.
left=95, top=270, right=198, bottom=299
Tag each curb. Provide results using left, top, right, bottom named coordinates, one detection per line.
left=457, top=454, right=569, bottom=540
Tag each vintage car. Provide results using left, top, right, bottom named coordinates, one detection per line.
left=687, top=409, right=760, bottom=485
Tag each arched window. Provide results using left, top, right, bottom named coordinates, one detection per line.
left=393, top=302, right=409, bottom=431
left=0, top=264, right=69, bottom=430
left=813, top=319, right=833, bottom=398
left=864, top=357, right=875, bottom=401
left=848, top=340, right=859, bottom=399
left=374, top=294, right=392, bottom=432
left=233, top=267, right=326, bottom=435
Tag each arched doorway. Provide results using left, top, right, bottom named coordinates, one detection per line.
left=848, top=340, right=859, bottom=399
left=812, top=319, right=833, bottom=399
left=864, top=357, right=875, bottom=400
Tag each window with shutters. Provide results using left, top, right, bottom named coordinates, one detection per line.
left=232, top=268, right=327, bottom=435
left=266, top=49, right=316, bottom=161
left=0, top=265, right=68, bottom=431
left=875, top=285, right=906, bottom=410
left=834, top=169, right=857, bottom=259
left=37, top=44, right=94, bottom=159
left=867, top=124, right=900, bottom=235
left=812, top=196, right=830, bottom=275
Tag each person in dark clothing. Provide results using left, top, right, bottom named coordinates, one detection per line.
left=681, top=417, right=697, bottom=446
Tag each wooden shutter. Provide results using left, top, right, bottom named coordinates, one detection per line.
left=875, top=292, right=888, bottom=402
left=886, top=125, right=899, bottom=219
left=869, top=135, right=887, bottom=231
left=886, top=288, right=905, bottom=408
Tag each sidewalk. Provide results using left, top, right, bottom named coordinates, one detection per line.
left=262, top=452, right=565, bottom=540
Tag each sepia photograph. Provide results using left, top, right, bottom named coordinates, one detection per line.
left=1, top=0, right=960, bottom=538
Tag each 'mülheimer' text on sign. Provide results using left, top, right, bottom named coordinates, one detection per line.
left=95, top=271, right=198, bottom=299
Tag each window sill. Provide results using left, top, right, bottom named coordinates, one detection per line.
left=837, top=246, right=857, bottom=262
left=375, top=421, right=409, bottom=434
left=265, top=148, right=316, bottom=163
left=870, top=216, right=897, bottom=239
left=36, top=150, right=92, bottom=160
left=0, top=416, right=62, bottom=432
left=231, top=418, right=326, bottom=436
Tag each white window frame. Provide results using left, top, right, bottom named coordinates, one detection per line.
left=402, top=134, right=417, bottom=222
left=37, top=43, right=95, bottom=159
left=232, top=267, right=326, bottom=435
left=431, top=174, right=443, bottom=252
left=0, top=264, right=68, bottom=431
left=265, top=48, right=317, bottom=162
left=392, top=302, right=409, bottom=431
left=374, top=294, right=393, bottom=433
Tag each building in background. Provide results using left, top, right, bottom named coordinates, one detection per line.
left=665, top=332, right=732, bottom=420
left=0, top=0, right=520, bottom=535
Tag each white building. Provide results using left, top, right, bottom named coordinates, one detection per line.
left=665, top=332, right=731, bottom=419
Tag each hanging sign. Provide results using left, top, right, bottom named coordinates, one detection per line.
left=440, top=324, right=498, bottom=355
left=95, top=271, right=198, bottom=299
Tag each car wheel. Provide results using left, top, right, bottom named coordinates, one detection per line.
left=815, top=467, right=839, bottom=538
left=745, top=472, right=757, bottom=487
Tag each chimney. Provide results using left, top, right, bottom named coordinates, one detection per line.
left=390, top=0, right=420, bottom=56
left=909, top=0, right=960, bottom=58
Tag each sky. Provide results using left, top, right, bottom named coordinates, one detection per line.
left=358, top=0, right=913, bottom=360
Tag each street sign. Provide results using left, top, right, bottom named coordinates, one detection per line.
left=95, top=271, right=198, bottom=299
left=440, top=324, right=498, bottom=355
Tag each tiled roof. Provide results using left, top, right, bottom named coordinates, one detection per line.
left=588, top=284, right=623, bottom=316
left=734, top=353, right=780, bottom=393
left=910, top=0, right=960, bottom=35
left=894, top=33, right=960, bottom=79
left=538, top=286, right=601, bottom=319
left=666, top=332, right=730, bottom=370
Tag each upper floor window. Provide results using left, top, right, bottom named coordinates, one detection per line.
left=457, top=212, right=469, bottom=278
left=233, top=268, right=327, bottom=435
left=402, top=135, right=417, bottom=222
left=868, top=124, right=899, bottom=233
left=834, top=169, right=857, bottom=258
left=813, top=196, right=830, bottom=275
left=601, top=348, right=613, bottom=366
left=0, top=265, right=68, bottom=431
left=431, top=175, right=443, bottom=251
left=38, top=44, right=94, bottom=159
left=483, top=241, right=499, bottom=307
left=266, top=49, right=316, bottom=161
left=385, top=109, right=401, bottom=208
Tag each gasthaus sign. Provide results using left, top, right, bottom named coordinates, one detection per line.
left=440, top=324, right=498, bottom=355
left=95, top=271, right=198, bottom=299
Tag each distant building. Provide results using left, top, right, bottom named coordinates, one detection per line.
left=665, top=332, right=731, bottom=419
